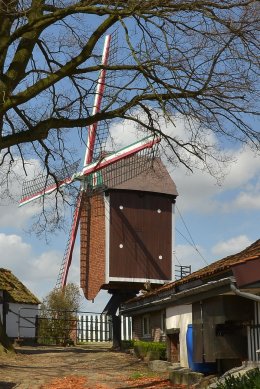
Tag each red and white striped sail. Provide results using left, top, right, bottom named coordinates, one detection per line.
left=19, top=135, right=160, bottom=207
left=84, top=34, right=111, bottom=166
left=56, top=191, right=83, bottom=288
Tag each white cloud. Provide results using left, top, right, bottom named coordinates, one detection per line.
left=0, top=233, right=32, bottom=270
left=211, top=235, right=253, bottom=258
left=0, top=202, right=42, bottom=228
left=106, top=113, right=260, bottom=216
left=0, top=232, right=109, bottom=310
left=175, top=243, right=208, bottom=274
left=173, top=146, right=260, bottom=214
left=0, top=157, right=43, bottom=228
left=0, top=232, right=62, bottom=299
left=108, top=120, right=143, bottom=149
left=223, top=148, right=260, bottom=190
left=233, top=192, right=260, bottom=210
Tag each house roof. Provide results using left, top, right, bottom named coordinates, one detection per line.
left=176, top=238, right=260, bottom=286
left=102, top=156, right=178, bottom=197
left=0, top=268, right=40, bottom=304
left=125, top=239, right=260, bottom=305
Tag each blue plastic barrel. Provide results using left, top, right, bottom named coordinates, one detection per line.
left=186, top=324, right=216, bottom=374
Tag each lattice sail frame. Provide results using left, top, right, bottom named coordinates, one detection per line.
left=19, top=135, right=160, bottom=206
left=20, top=160, right=80, bottom=205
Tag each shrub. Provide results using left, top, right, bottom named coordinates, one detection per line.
left=121, top=340, right=135, bottom=350
left=216, top=368, right=260, bottom=389
left=38, top=283, right=81, bottom=345
left=133, top=341, right=166, bottom=361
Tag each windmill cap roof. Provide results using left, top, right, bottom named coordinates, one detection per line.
left=106, top=157, right=178, bottom=196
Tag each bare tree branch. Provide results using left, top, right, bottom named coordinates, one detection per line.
left=0, top=0, right=259, bottom=191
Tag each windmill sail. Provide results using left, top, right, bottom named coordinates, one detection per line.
left=55, top=191, right=83, bottom=288
left=56, top=32, right=120, bottom=289
left=85, top=136, right=160, bottom=192
left=19, top=160, right=80, bottom=206
left=84, top=34, right=112, bottom=165
left=88, top=30, right=119, bottom=163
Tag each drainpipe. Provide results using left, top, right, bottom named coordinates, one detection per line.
left=200, top=300, right=205, bottom=362
left=230, top=284, right=260, bottom=302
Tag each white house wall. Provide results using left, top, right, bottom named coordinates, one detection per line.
left=6, top=304, right=39, bottom=338
left=166, top=304, right=192, bottom=367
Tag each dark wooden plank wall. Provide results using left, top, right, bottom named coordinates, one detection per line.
left=193, top=296, right=254, bottom=363
left=109, top=190, right=173, bottom=280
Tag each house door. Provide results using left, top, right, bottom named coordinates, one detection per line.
left=167, top=332, right=180, bottom=363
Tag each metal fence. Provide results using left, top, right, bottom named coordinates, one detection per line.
left=17, top=307, right=132, bottom=344
left=248, top=324, right=260, bottom=361
left=247, top=302, right=260, bottom=361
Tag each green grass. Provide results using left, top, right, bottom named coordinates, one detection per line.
left=129, top=371, right=159, bottom=380
left=216, top=368, right=260, bottom=389
left=129, top=372, right=146, bottom=380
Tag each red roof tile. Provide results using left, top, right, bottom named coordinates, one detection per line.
left=131, top=239, right=260, bottom=302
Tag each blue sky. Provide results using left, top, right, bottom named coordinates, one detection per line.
left=0, top=113, right=259, bottom=312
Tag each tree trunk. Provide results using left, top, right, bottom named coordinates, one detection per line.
left=112, top=315, right=121, bottom=350
left=0, top=317, right=14, bottom=353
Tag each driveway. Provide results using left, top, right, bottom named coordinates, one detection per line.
left=0, top=343, right=185, bottom=389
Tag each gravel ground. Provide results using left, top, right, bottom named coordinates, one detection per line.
left=0, top=343, right=185, bottom=389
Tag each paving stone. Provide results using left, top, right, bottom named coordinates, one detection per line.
left=148, top=360, right=171, bottom=372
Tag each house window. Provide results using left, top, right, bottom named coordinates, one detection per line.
left=142, top=315, right=150, bottom=337
left=161, top=310, right=166, bottom=333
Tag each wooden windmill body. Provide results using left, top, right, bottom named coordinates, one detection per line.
left=80, top=157, right=178, bottom=301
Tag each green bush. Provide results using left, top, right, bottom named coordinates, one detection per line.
left=216, top=368, right=260, bottom=389
left=133, top=341, right=166, bottom=361
left=121, top=340, right=135, bottom=350
left=37, top=283, right=80, bottom=345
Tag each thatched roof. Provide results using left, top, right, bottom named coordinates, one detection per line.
left=0, top=268, right=40, bottom=304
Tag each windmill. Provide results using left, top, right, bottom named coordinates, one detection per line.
left=19, top=33, right=162, bottom=296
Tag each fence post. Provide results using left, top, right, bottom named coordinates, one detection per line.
left=35, top=315, right=39, bottom=343
left=18, top=307, right=21, bottom=340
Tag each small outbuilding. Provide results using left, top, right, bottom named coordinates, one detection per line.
left=0, top=268, right=40, bottom=340
left=121, top=239, right=260, bottom=374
